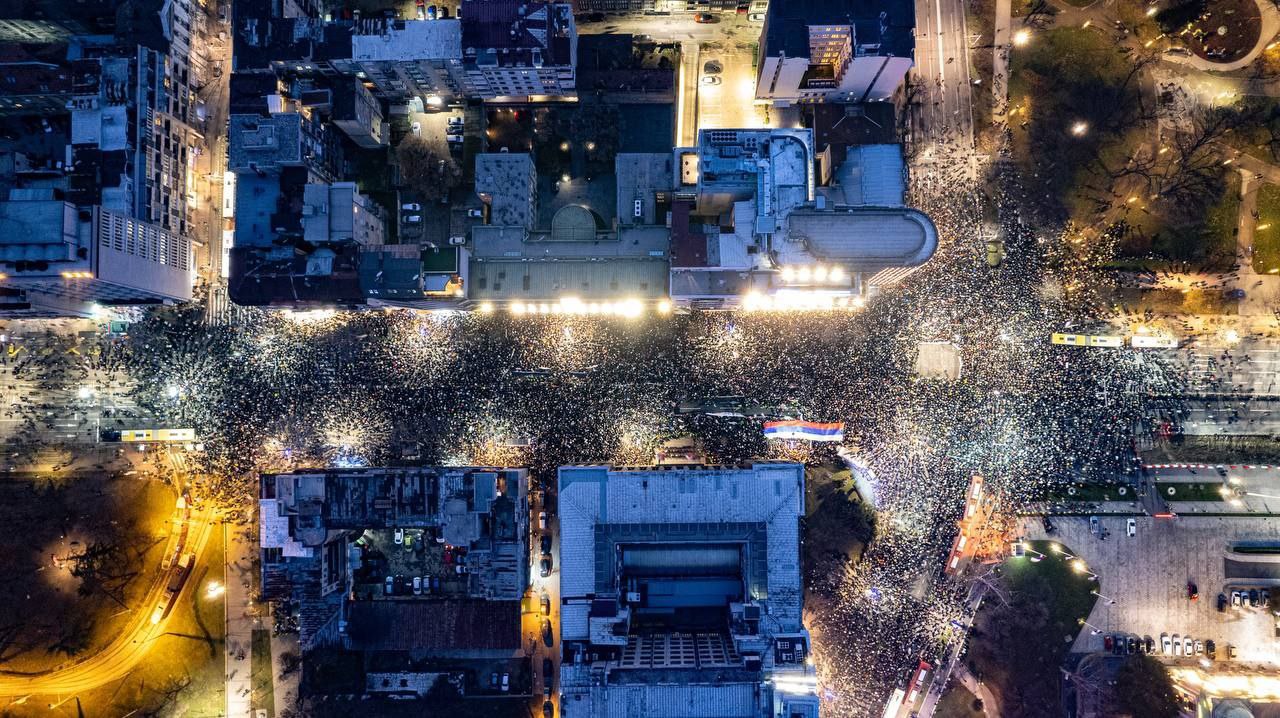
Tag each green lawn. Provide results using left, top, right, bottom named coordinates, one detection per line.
left=969, top=541, right=1099, bottom=715
left=1042, top=482, right=1136, bottom=502
left=252, top=629, right=275, bottom=716
left=1008, top=28, right=1146, bottom=222
left=1157, top=482, right=1229, bottom=502
left=1252, top=183, right=1280, bottom=274
left=936, top=682, right=987, bottom=718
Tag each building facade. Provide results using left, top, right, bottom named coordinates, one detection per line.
left=0, top=193, right=192, bottom=311
left=755, top=0, right=915, bottom=104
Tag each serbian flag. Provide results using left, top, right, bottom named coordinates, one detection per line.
left=763, top=420, right=845, bottom=442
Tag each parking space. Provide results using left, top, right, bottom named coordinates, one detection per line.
left=350, top=529, right=472, bottom=599
left=1023, top=515, right=1280, bottom=665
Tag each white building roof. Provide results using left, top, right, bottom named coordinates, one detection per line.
left=352, top=19, right=462, bottom=61
left=557, top=463, right=805, bottom=641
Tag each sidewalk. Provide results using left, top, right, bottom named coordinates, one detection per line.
left=226, top=519, right=257, bottom=718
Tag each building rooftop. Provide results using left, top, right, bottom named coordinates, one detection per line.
left=779, top=207, right=937, bottom=270
left=228, top=113, right=304, bottom=172
left=351, top=19, right=461, bottom=61
left=762, top=0, right=915, bottom=60
left=461, top=0, right=574, bottom=67
left=557, top=462, right=805, bottom=643
left=345, top=600, right=522, bottom=653
left=826, top=144, right=905, bottom=207
left=475, top=152, right=536, bottom=228
left=468, top=225, right=669, bottom=301
left=0, top=198, right=79, bottom=264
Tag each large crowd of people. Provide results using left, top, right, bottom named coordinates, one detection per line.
left=0, top=141, right=1196, bottom=713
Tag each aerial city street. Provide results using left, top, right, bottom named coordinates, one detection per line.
left=0, top=0, right=1278, bottom=716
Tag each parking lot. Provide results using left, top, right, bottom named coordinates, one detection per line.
left=1022, top=515, right=1280, bottom=666
left=351, top=528, right=471, bottom=599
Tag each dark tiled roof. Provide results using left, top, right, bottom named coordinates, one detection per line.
left=461, top=0, right=572, bottom=65
left=669, top=201, right=708, bottom=268
left=345, top=599, right=522, bottom=652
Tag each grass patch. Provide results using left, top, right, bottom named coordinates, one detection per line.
left=937, top=681, right=987, bottom=717
left=1008, top=27, right=1146, bottom=223
left=1231, top=544, right=1280, bottom=554
left=1041, top=482, right=1136, bottom=502
left=252, top=629, right=275, bottom=715
left=1157, top=481, right=1228, bottom=501
left=1152, top=435, right=1280, bottom=463
left=1112, top=287, right=1238, bottom=315
left=969, top=540, right=1098, bottom=715
left=1252, top=183, right=1280, bottom=274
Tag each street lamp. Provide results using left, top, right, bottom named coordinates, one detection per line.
left=1091, top=590, right=1117, bottom=605
left=1013, top=29, right=1031, bottom=47
left=1078, top=618, right=1103, bottom=635
left=1073, top=560, right=1099, bottom=581
left=1070, top=121, right=1089, bottom=137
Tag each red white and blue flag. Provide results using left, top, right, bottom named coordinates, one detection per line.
left=763, top=420, right=845, bottom=442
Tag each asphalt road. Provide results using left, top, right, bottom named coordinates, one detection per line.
left=913, top=0, right=977, bottom=155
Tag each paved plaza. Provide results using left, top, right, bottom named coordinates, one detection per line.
left=1023, top=515, right=1280, bottom=666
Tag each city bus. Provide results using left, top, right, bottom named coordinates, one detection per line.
left=1086, top=335, right=1124, bottom=348
left=119, top=428, right=196, bottom=443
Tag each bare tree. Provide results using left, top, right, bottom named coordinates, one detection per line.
left=396, top=137, right=462, bottom=203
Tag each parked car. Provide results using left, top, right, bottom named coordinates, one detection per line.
left=501, top=673, right=509, bottom=692
left=1089, top=515, right=1100, bottom=535
left=422, top=574, right=432, bottom=593
left=701, top=76, right=722, bottom=86
left=1250, top=589, right=1261, bottom=607
left=539, top=511, right=548, bottom=530
left=394, top=528, right=405, bottom=545
left=416, top=5, right=425, bottom=20
left=1144, top=636, right=1154, bottom=654
left=467, top=208, right=485, bottom=218
left=1232, top=591, right=1243, bottom=607
left=1126, top=636, right=1137, bottom=655
left=404, top=215, right=422, bottom=223
left=540, top=557, right=552, bottom=577
left=1228, top=644, right=1237, bottom=659
left=446, top=125, right=464, bottom=135
left=1188, top=582, right=1199, bottom=601
left=1218, top=593, right=1228, bottom=612
left=1126, top=518, right=1136, bottom=537
left=541, top=593, right=551, bottom=616
left=1183, top=637, right=1193, bottom=656
left=541, top=534, right=552, bottom=555
left=402, top=203, right=422, bottom=211
left=385, top=575, right=395, bottom=595
left=1172, top=635, right=1182, bottom=656
left=1103, top=634, right=1114, bottom=652
left=447, top=134, right=464, bottom=143
left=693, top=11, right=717, bottom=22
left=747, top=11, right=765, bottom=21
left=542, top=618, right=553, bottom=646
left=427, top=5, right=438, bottom=19
left=490, top=672, right=499, bottom=688
left=1041, top=516, right=1056, bottom=534
left=543, top=658, right=554, bottom=695
left=702, top=60, right=723, bottom=75
left=448, top=116, right=464, bottom=126
left=1195, top=639, right=1203, bottom=656
left=1206, top=640, right=1216, bottom=659
left=1161, top=633, right=1172, bottom=654
left=413, top=576, right=423, bottom=595
left=448, top=235, right=467, bottom=246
